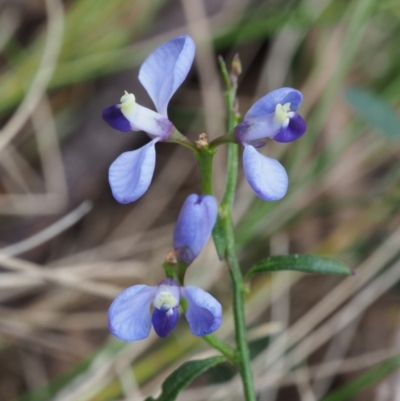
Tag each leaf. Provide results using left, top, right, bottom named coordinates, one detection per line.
left=245, top=254, right=352, bottom=280
left=212, top=216, right=227, bottom=260
left=345, top=87, right=400, bottom=140
left=321, top=355, right=400, bottom=401
left=145, top=356, right=226, bottom=401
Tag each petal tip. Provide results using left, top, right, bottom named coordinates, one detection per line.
left=183, top=286, right=222, bottom=337
left=138, top=36, right=195, bottom=116
left=243, top=145, right=289, bottom=202
left=107, top=285, right=155, bottom=342
left=108, top=141, right=157, bottom=204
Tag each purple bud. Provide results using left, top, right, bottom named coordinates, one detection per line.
left=173, top=194, right=218, bottom=264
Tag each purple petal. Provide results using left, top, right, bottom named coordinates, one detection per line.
left=102, top=105, right=131, bottom=132
left=173, top=194, right=218, bottom=264
left=109, top=139, right=158, bottom=204
left=152, top=307, right=179, bottom=338
left=108, top=285, right=157, bottom=341
left=247, top=139, right=266, bottom=148
left=235, top=114, right=280, bottom=145
left=245, top=88, right=303, bottom=119
left=158, top=277, right=181, bottom=288
left=243, top=145, right=288, bottom=201
left=138, top=35, right=195, bottom=116
left=181, top=286, right=222, bottom=336
left=273, top=113, right=307, bottom=143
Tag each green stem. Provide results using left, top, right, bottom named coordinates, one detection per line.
left=167, top=127, right=198, bottom=152
left=221, top=143, right=239, bottom=208
left=223, top=213, right=255, bottom=401
left=222, top=152, right=256, bottom=401
left=197, top=146, right=216, bottom=196
left=219, top=58, right=256, bottom=401
left=209, top=130, right=236, bottom=148
left=202, top=334, right=237, bottom=364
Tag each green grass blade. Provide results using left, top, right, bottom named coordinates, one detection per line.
left=321, top=355, right=400, bottom=401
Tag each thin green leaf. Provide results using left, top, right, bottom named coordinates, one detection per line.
left=245, top=254, right=352, bottom=280
left=321, top=355, right=400, bottom=401
left=145, top=356, right=226, bottom=401
left=345, top=87, right=400, bottom=139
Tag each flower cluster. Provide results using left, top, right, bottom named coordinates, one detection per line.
left=102, top=35, right=306, bottom=205
left=108, top=194, right=220, bottom=341
left=103, top=35, right=307, bottom=343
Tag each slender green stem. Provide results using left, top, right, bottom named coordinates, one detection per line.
left=221, top=143, right=239, bottom=208
left=219, top=57, right=256, bottom=401
left=197, top=146, right=216, bottom=196
left=209, top=130, right=236, bottom=148
left=167, top=127, right=198, bottom=151
left=222, top=158, right=256, bottom=400
left=202, top=334, right=237, bottom=364
left=223, top=213, right=255, bottom=401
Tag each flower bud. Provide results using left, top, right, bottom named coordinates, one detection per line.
left=173, top=194, right=218, bottom=264
left=230, top=54, right=242, bottom=87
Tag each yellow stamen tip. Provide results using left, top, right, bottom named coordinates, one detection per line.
left=275, top=102, right=291, bottom=124
left=120, top=91, right=136, bottom=114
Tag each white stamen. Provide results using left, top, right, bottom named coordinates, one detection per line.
left=154, top=290, right=178, bottom=311
left=275, top=102, right=292, bottom=127
left=120, top=91, right=136, bottom=115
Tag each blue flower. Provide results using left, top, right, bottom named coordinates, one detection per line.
left=108, top=278, right=222, bottom=341
left=173, top=194, right=218, bottom=264
left=235, top=87, right=306, bottom=201
left=102, top=35, right=195, bottom=203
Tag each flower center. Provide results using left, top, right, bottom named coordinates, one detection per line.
left=275, top=102, right=292, bottom=126
left=120, top=91, right=136, bottom=114
left=153, top=291, right=178, bottom=311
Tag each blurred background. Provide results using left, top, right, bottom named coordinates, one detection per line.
left=1, top=0, right=400, bottom=400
